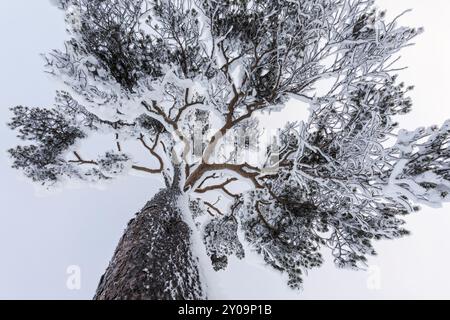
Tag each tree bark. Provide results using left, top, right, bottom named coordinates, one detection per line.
left=94, top=168, right=205, bottom=300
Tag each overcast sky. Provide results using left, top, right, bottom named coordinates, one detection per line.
left=0, top=0, right=449, bottom=299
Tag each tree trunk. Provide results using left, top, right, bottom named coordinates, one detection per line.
left=94, top=168, right=205, bottom=300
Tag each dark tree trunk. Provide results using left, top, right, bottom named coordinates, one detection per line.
left=94, top=168, right=205, bottom=300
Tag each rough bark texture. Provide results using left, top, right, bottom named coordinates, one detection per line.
left=94, top=169, right=205, bottom=300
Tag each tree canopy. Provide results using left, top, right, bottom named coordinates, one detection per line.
left=9, top=0, right=450, bottom=289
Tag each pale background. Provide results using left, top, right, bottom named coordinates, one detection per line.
left=0, top=0, right=449, bottom=299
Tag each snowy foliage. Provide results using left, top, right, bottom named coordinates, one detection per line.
left=203, top=216, right=245, bottom=271
left=8, top=0, right=450, bottom=289
left=8, top=104, right=85, bottom=182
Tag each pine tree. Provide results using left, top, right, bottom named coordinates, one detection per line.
left=8, top=0, right=450, bottom=297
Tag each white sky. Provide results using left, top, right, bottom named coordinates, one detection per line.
left=0, top=0, right=449, bottom=299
